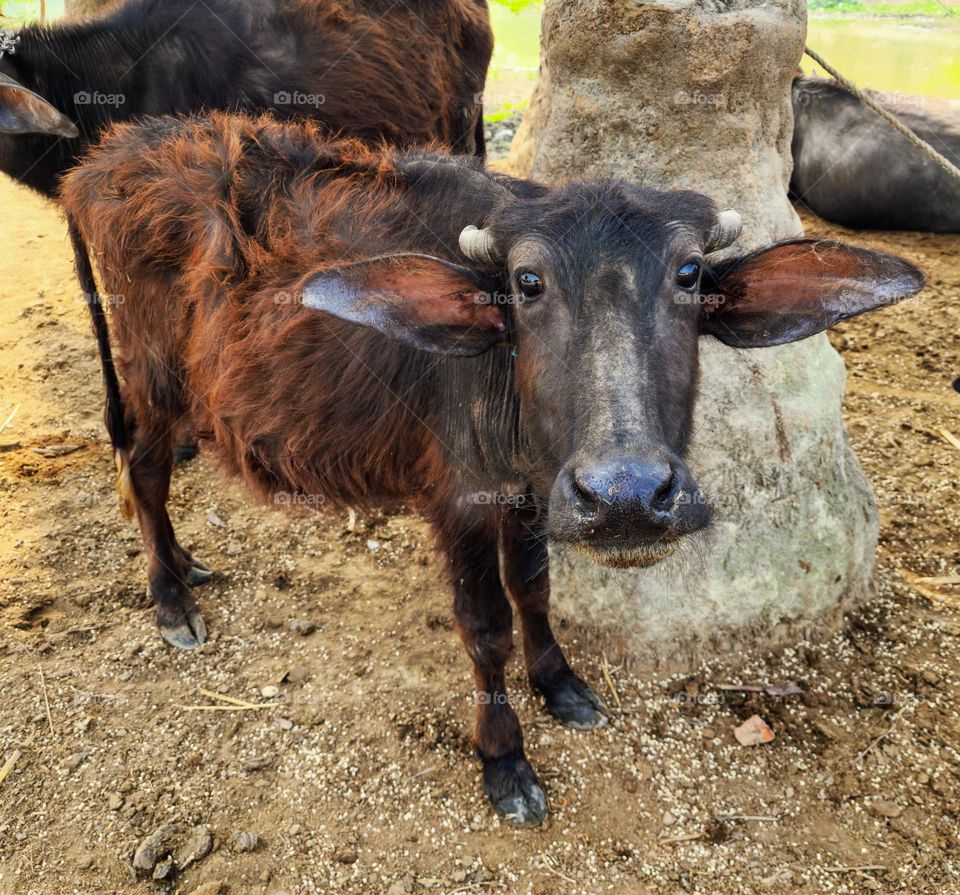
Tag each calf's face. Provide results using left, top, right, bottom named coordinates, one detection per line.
left=485, top=185, right=726, bottom=567
left=300, top=181, right=924, bottom=568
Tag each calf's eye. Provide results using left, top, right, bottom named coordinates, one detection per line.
left=517, top=271, right=544, bottom=300
left=676, top=261, right=701, bottom=291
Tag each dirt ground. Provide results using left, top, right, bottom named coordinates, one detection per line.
left=1, top=162, right=959, bottom=895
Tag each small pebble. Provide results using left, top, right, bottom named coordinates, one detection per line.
left=870, top=799, right=903, bottom=818
left=284, top=664, right=309, bottom=683
left=231, top=831, right=259, bottom=853
left=152, top=857, right=174, bottom=881
left=261, top=685, right=280, bottom=699
left=287, top=618, right=316, bottom=636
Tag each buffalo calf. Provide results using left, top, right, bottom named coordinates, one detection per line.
left=62, top=113, right=924, bottom=825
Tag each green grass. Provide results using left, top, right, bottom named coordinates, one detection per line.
left=484, top=101, right=529, bottom=123
left=0, top=1, right=66, bottom=25
left=490, top=0, right=541, bottom=11
left=809, top=0, right=958, bottom=16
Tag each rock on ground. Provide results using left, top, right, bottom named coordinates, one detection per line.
left=505, top=0, right=878, bottom=666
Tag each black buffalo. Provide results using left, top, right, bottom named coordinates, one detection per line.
left=0, top=0, right=492, bottom=197
left=791, top=75, right=960, bottom=232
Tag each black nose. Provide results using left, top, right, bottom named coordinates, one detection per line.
left=549, top=456, right=709, bottom=549
left=573, top=460, right=678, bottom=515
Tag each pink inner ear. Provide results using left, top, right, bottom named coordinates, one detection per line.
left=701, top=238, right=924, bottom=348
left=709, top=241, right=900, bottom=320
left=357, top=260, right=505, bottom=332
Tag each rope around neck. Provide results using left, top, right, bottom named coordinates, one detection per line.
left=803, top=45, right=960, bottom=186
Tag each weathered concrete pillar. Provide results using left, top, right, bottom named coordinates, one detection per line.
left=508, top=0, right=878, bottom=667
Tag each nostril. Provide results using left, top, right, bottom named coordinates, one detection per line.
left=571, top=470, right=602, bottom=506
left=650, top=466, right=678, bottom=511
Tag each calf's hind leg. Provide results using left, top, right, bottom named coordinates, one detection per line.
left=126, top=416, right=209, bottom=649
left=439, top=518, right=548, bottom=826
left=498, top=504, right=608, bottom=729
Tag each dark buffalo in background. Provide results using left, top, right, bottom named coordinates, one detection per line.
left=0, top=0, right=493, bottom=197
left=791, top=75, right=960, bottom=232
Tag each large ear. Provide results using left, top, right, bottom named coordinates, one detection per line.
left=300, top=253, right=507, bottom=356
left=0, top=72, right=79, bottom=138
left=700, top=239, right=925, bottom=348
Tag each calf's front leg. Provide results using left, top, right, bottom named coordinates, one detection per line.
left=498, top=504, right=608, bottom=729
left=438, top=518, right=548, bottom=826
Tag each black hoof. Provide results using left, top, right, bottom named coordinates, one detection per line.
left=482, top=753, right=548, bottom=826
left=155, top=593, right=208, bottom=650
left=538, top=673, right=609, bottom=730
left=185, top=560, right=214, bottom=586
left=173, top=438, right=199, bottom=465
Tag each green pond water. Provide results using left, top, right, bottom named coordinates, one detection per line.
left=486, top=2, right=960, bottom=110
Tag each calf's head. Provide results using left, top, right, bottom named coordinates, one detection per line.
left=300, top=179, right=924, bottom=569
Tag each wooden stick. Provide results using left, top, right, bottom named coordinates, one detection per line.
left=176, top=703, right=272, bottom=712
left=0, top=750, right=20, bottom=787
left=600, top=652, right=622, bottom=710
left=40, top=670, right=54, bottom=736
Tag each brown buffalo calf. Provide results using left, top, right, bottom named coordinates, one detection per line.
left=61, top=113, right=924, bottom=825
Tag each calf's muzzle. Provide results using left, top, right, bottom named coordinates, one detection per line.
left=548, top=456, right=709, bottom=567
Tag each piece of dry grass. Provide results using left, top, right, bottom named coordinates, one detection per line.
left=197, top=687, right=262, bottom=709
left=0, top=405, right=19, bottom=436
left=823, top=865, right=886, bottom=874
left=0, top=750, right=20, bottom=788
left=600, top=652, right=622, bottom=711
left=939, top=428, right=960, bottom=452
left=40, top=670, right=54, bottom=736
left=913, top=574, right=960, bottom=586
left=177, top=687, right=273, bottom=712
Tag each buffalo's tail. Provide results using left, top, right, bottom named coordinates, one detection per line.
left=66, top=215, right=135, bottom=520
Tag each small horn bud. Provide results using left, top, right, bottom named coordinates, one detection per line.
left=459, top=225, right=498, bottom=266
left=706, top=208, right=743, bottom=253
